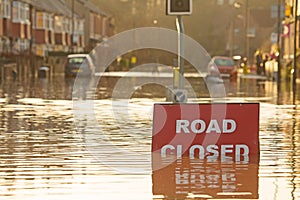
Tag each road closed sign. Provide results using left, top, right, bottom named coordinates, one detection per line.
left=152, top=103, right=259, bottom=169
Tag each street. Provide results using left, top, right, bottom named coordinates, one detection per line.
left=0, top=74, right=299, bottom=199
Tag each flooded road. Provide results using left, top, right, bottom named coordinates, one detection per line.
left=0, top=74, right=299, bottom=199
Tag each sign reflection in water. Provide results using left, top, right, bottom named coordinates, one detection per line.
left=152, top=156, right=259, bottom=199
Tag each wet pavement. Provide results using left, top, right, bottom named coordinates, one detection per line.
left=0, top=73, right=299, bottom=199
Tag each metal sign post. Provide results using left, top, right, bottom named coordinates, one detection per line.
left=176, top=15, right=184, bottom=90
left=166, top=0, right=192, bottom=103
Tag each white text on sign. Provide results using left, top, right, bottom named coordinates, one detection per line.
left=176, top=119, right=237, bottom=134
left=161, top=144, right=249, bottom=162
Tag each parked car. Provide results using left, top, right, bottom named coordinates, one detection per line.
left=207, top=56, right=238, bottom=79
left=65, top=54, right=95, bottom=77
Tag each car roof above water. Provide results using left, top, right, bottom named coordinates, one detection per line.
left=67, top=54, right=90, bottom=58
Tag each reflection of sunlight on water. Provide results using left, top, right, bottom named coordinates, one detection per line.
left=76, top=98, right=158, bottom=174
left=0, top=97, right=300, bottom=199
left=0, top=98, right=154, bottom=200
left=259, top=103, right=300, bottom=200
left=3, top=175, right=151, bottom=200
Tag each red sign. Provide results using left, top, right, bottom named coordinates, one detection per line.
left=152, top=103, right=259, bottom=169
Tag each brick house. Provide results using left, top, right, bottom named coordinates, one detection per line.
left=24, top=0, right=85, bottom=56
left=0, top=0, right=31, bottom=55
left=66, top=0, right=114, bottom=52
left=0, top=0, right=114, bottom=78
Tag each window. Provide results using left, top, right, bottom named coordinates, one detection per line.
left=24, top=3, right=29, bottom=23
left=48, top=14, right=53, bottom=30
left=36, top=12, right=44, bottom=29
left=0, top=0, right=3, bottom=18
left=12, top=38, right=29, bottom=53
left=68, top=57, right=85, bottom=64
left=12, top=1, right=18, bottom=22
left=17, top=38, right=29, bottom=52
left=45, top=13, right=50, bottom=29
left=214, top=58, right=235, bottom=66
left=54, top=16, right=63, bottom=33
left=78, top=20, right=84, bottom=35
left=89, top=13, right=94, bottom=37
left=12, top=1, right=29, bottom=23
left=31, top=10, right=35, bottom=28
left=62, top=17, right=70, bottom=33
left=3, top=0, right=10, bottom=18
left=36, top=44, right=45, bottom=57
left=36, top=12, right=53, bottom=30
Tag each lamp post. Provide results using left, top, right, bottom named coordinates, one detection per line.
left=277, top=0, right=283, bottom=94
left=71, top=0, right=74, bottom=53
left=293, top=0, right=298, bottom=103
left=229, top=1, right=242, bottom=57
left=231, top=0, right=249, bottom=62
left=245, top=0, right=249, bottom=60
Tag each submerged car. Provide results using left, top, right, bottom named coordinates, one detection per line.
left=64, top=54, right=95, bottom=77
left=208, top=56, right=238, bottom=79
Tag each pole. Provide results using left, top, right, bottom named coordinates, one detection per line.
left=176, top=15, right=184, bottom=89
left=293, top=0, right=298, bottom=103
left=29, top=4, right=33, bottom=78
left=245, top=0, right=249, bottom=60
left=229, top=21, right=234, bottom=57
left=277, top=0, right=282, bottom=94
left=71, top=0, right=74, bottom=53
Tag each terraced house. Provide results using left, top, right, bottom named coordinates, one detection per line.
left=0, top=0, right=30, bottom=54
left=0, top=0, right=114, bottom=78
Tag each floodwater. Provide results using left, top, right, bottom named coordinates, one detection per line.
left=0, top=73, right=299, bottom=200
